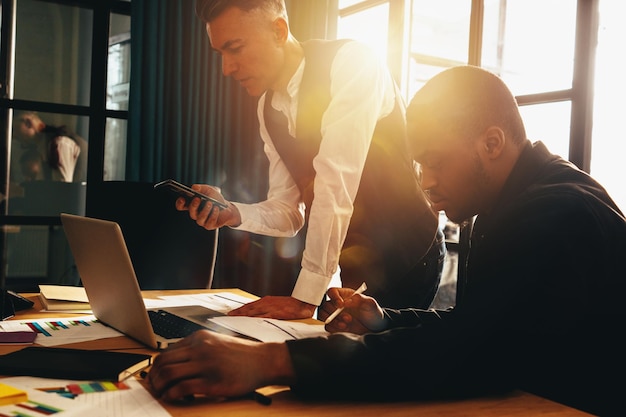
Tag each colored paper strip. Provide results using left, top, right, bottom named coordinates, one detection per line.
left=17, top=400, right=62, bottom=415
left=27, top=322, right=51, bottom=337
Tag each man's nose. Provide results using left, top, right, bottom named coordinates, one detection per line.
left=222, top=56, right=236, bottom=77
left=418, top=168, right=436, bottom=193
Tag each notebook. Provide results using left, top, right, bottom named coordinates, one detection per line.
left=60, top=213, right=248, bottom=350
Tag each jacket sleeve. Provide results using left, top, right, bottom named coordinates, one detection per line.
left=285, top=308, right=462, bottom=400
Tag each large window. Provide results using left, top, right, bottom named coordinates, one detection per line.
left=336, top=0, right=625, bottom=212
left=337, top=0, right=390, bottom=61
left=590, top=1, right=626, bottom=214
left=406, top=0, right=471, bottom=99
left=406, top=0, right=579, bottom=164
left=0, top=0, right=131, bottom=291
left=481, top=0, right=577, bottom=162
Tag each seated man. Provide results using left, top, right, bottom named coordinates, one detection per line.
left=146, top=66, right=626, bottom=416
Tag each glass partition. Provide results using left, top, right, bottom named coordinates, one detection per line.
left=14, top=0, right=93, bottom=106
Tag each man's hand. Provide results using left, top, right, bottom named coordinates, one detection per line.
left=228, top=296, right=317, bottom=319
left=147, top=330, right=295, bottom=402
left=175, top=184, right=241, bottom=230
left=319, top=287, right=387, bottom=334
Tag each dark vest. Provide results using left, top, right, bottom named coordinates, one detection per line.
left=264, top=40, right=438, bottom=308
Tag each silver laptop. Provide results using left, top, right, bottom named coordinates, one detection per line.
left=60, top=213, right=246, bottom=350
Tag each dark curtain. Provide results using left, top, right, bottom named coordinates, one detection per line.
left=127, top=0, right=335, bottom=296
left=128, top=0, right=261, bottom=190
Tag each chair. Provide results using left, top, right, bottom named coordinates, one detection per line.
left=84, top=181, right=218, bottom=290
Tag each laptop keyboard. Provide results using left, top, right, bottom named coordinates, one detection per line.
left=148, top=309, right=206, bottom=339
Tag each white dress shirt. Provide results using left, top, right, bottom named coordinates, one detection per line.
left=35, top=135, right=81, bottom=182
left=232, top=41, right=397, bottom=305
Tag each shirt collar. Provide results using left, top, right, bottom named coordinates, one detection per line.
left=272, top=57, right=305, bottom=108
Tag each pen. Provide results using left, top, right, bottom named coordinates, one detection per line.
left=324, top=282, right=367, bottom=324
left=122, top=366, right=150, bottom=382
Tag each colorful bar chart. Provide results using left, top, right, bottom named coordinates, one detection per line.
left=24, top=319, right=94, bottom=337
left=37, top=381, right=130, bottom=399
left=0, top=315, right=122, bottom=346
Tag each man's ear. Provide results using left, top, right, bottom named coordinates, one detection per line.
left=272, top=17, right=289, bottom=44
left=481, top=126, right=505, bottom=159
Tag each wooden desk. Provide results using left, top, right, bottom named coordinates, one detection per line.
left=1, top=290, right=592, bottom=417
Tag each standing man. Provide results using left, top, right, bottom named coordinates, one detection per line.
left=148, top=66, right=626, bottom=416
left=181, top=0, right=444, bottom=319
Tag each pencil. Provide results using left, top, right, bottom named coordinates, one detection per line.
left=324, top=282, right=367, bottom=324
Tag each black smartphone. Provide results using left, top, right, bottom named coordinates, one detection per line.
left=154, top=179, right=228, bottom=209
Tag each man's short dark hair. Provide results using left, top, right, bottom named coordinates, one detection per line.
left=195, top=0, right=286, bottom=23
left=407, top=65, right=527, bottom=146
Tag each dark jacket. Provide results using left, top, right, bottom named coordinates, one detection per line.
left=286, top=141, right=626, bottom=416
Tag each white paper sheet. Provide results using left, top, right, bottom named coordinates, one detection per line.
left=209, top=316, right=329, bottom=342
left=151, top=292, right=253, bottom=313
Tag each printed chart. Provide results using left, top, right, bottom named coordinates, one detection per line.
left=0, top=316, right=122, bottom=346
left=38, top=381, right=131, bottom=399
left=1, top=377, right=170, bottom=417
left=0, top=387, right=105, bottom=417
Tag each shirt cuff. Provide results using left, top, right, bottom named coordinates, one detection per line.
left=291, top=270, right=332, bottom=306
left=228, top=202, right=249, bottom=229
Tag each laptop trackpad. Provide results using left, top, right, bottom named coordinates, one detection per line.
left=161, top=305, right=256, bottom=340
left=163, top=305, right=224, bottom=320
